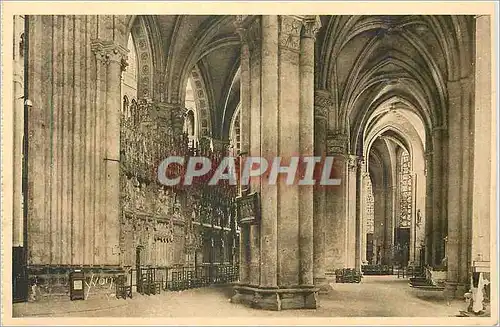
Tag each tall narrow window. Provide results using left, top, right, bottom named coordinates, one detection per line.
left=365, top=175, right=375, bottom=264
left=121, top=34, right=138, bottom=102
left=365, top=177, right=374, bottom=234
left=399, top=151, right=412, bottom=228
left=229, top=108, right=241, bottom=156
left=184, top=77, right=198, bottom=147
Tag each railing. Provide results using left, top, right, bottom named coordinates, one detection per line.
left=396, top=265, right=424, bottom=279
left=361, top=264, right=394, bottom=275
left=121, top=264, right=239, bottom=297
left=164, top=264, right=239, bottom=291
left=335, top=268, right=362, bottom=283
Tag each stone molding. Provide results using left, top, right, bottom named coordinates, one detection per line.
left=432, top=125, right=447, bottom=136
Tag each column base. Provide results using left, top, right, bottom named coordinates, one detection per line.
left=325, top=270, right=336, bottom=283
left=444, top=281, right=458, bottom=300
left=455, top=283, right=467, bottom=298
left=314, top=277, right=333, bottom=294
left=231, top=284, right=319, bottom=310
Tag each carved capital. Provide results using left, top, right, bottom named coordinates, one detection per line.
left=91, top=39, right=128, bottom=68
left=279, top=15, right=302, bottom=51
left=347, top=155, right=358, bottom=172
left=327, top=133, right=348, bottom=156
left=314, top=89, right=332, bottom=120
left=235, top=15, right=250, bottom=24
left=302, top=15, right=322, bottom=39
left=239, top=18, right=261, bottom=53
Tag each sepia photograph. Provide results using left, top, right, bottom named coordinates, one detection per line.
left=1, top=1, right=498, bottom=325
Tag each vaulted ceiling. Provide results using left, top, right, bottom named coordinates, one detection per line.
left=316, top=15, right=473, bottom=154
left=127, top=15, right=241, bottom=139
left=126, top=15, right=474, bottom=145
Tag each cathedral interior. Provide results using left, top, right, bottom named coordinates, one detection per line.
left=9, top=14, right=493, bottom=314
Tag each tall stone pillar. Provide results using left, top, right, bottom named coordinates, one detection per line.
left=445, top=70, right=475, bottom=298
left=13, top=15, right=25, bottom=247
left=313, top=90, right=331, bottom=292
left=431, top=127, right=444, bottom=266
left=93, top=40, right=128, bottom=264
left=232, top=15, right=321, bottom=311
left=26, top=16, right=129, bottom=267
left=458, top=76, right=474, bottom=296
left=471, top=14, right=492, bottom=272
left=235, top=23, right=251, bottom=285
left=445, top=79, right=460, bottom=296
left=324, top=133, right=349, bottom=273
left=355, top=158, right=365, bottom=271
left=298, top=18, right=320, bottom=288
left=470, top=15, right=492, bottom=310
left=347, top=155, right=359, bottom=269
left=424, top=151, right=434, bottom=265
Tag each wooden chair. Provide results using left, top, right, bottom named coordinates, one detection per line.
left=115, top=274, right=132, bottom=299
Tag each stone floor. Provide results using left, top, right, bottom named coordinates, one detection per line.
left=12, top=276, right=474, bottom=318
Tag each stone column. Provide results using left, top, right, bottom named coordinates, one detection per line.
left=246, top=16, right=263, bottom=288
left=470, top=15, right=492, bottom=310
left=346, top=155, right=360, bottom=270
left=324, top=133, right=349, bottom=272
left=355, top=158, right=365, bottom=271
left=424, top=151, right=433, bottom=265
left=298, top=17, right=320, bottom=287
left=259, top=15, right=279, bottom=290
left=98, top=42, right=128, bottom=265
left=445, top=79, right=462, bottom=298
left=458, top=76, right=474, bottom=296
left=235, top=23, right=251, bottom=285
left=471, top=14, right=492, bottom=270
left=431, top=127, right=444, bottom=266
left=13, top=15, right=25, bottom=247
left=313, top=89, right=331, bottom=292
left=445, top=72, right=475, bottom=298
left=232, top=15, right=321, bottom=311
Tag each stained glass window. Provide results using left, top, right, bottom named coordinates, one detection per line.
left=230, top=110, right=241, bottom=156
left=399, top=151, right=412, bottom=228
left=365, top=176, right=374, bottom=234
